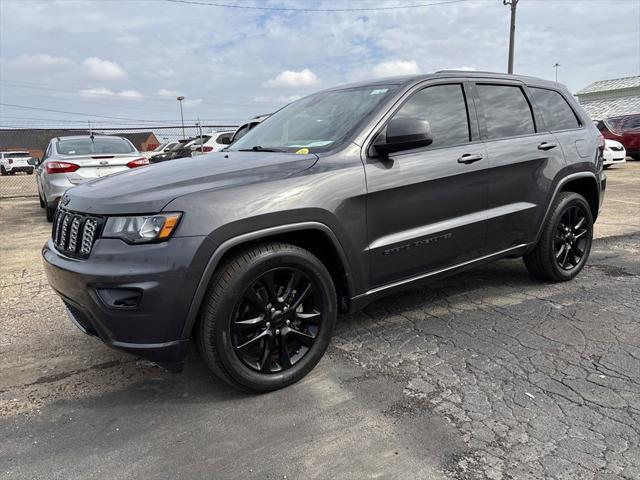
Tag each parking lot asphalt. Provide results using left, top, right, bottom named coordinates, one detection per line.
left=1, top=162, right=639, bottom=480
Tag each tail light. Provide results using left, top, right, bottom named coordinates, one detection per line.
left=126, top=157, right=149, bottom=168
left=46, top=161, right=80, bottom=174
left=200, top=146, right=214, bottom=152
left=598, top=134, right=605, bottom=154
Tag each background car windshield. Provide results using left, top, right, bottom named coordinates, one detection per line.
left=231, top=85, right=398, bottom=153
left=57, top=137, right=135, bottom=155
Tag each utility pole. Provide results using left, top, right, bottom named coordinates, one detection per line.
left=176, top=96, right=185, bottom=139
left=553, top=63, right=561, bottom=82
left=503, top=0, right=518, bottom=74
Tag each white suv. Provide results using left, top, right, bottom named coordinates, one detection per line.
left=1, top=151, right=35, bottom=175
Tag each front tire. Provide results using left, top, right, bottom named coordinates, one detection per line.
left=0, top=166, right=6, bottom=176
left=196, top=242, right=337, bottom=392
left=524, top=192, right=593, bottom=282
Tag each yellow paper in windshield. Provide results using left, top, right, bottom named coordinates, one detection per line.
left=295, top=148, right=309, bottom=155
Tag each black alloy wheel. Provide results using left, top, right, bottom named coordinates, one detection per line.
left=196, top=242, right=336, bottom=392
left=523, top=191, right=593, bottom=282
left=231, top=267, right=322, bottom=373
left=554, top=204, right=590, bottom=271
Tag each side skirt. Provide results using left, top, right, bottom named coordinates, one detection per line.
left=349, top=243, right=532, bottom=312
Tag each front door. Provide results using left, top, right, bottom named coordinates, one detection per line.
left=364, top=82, right=490, bottom=287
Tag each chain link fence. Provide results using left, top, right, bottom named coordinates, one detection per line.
left=0, top=124, right=237, bottom=199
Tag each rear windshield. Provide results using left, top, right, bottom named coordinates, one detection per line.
left=56, top=137, right=135, bottom=155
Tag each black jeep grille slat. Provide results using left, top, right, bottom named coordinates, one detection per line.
left=52, top=207, right=103, bottom=259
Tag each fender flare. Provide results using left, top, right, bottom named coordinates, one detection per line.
left=533, top=171, right=601, bottom=244
left=180, top=221, right=353, bottom=339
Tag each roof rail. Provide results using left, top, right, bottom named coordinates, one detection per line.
left=435, top=70, right=517, bottom=75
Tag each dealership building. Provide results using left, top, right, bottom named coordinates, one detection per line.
left=576, top=75, right=640, bottom=120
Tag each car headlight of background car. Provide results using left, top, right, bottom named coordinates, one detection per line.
left=102, top=213, right=182, bottom=244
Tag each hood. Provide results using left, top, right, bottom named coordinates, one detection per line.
left=64, top=151, right=318, bottom=215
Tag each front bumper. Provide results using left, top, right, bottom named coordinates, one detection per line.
left=42, top=235, right=214, bottom=370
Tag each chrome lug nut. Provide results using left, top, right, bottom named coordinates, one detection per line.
left=265, top=322, right=271, bottom=328
left=286, top=319, right=290, bottom=326
left=275, top=329, right=280, bottom=335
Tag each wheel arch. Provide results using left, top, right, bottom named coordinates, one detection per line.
left=180, top=222, right=355, bottom=339
left=534, top=171, right=600, bottom=244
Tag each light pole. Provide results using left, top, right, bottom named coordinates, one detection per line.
left=176, top=96, right=185, bottom=138
left=553, top=63, right=561, bottom=83
left=503, top=0, right=518, bottom=74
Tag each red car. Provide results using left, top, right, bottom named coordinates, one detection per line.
left=596, top=113, right=640, bottom=159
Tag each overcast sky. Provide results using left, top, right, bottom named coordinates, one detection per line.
left=1, top=0, right=639, bottom=128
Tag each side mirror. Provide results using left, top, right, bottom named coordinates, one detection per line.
left=373, top=117, right=433, bottom=155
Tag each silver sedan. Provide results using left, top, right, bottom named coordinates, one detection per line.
left=36, top=135, right=149, bottom=221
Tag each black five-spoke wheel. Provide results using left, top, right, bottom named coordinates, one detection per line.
left=232, top=268, right=322, bottom=373
left=554, top=205, right=589, bottom=271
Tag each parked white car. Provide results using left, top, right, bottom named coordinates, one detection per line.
left=191, top=131, right=235, bottom=155
left=1, top=151, right=35, bottom=175
left=603, top=139, right=626, bottom=169
left=140, top=141, right=181, bottom=159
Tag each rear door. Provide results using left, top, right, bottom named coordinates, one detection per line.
left=474, top=82, right=565, bottom=252
left=364, top=81, right=489, bottom=287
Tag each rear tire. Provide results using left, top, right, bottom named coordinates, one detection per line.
left=27, top=169, right=34, bottom=175
left=196, top=242, right=336, bottom=392
left=523, top=192, right=593, bottom=282
left=45, top=204, right=55, bottom=222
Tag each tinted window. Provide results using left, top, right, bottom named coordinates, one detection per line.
left=393, top=84, right=470, bottom=148
left=57, top=137, right=135, bottom=155
left=7, top=152, right=31, bottom=157
left=623, top=114, right=640, bottom=130
left=477, top=84, right=535, bottom=139
left=530, top=88, right=580, bottom=131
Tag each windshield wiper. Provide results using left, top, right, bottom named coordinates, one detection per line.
left=237, top=146, right=287, bottom=153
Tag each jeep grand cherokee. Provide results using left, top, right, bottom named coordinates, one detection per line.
left=43, top=71, right=606, bottom=392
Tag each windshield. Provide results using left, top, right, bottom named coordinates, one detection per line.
left=230, top=85, right=399, bottom=153
left=6, top=152, right=30, bottom=157
left=57, top=137, right=135, bottom=155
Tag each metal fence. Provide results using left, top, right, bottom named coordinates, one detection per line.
left=0, top=124, right=237, bottom=199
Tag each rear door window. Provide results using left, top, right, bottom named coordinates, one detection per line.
left=476, top=84, right=535, bottom=139
left=530, top=87, right=581, bottom=131
left=392, top=83, right=471, bottom=149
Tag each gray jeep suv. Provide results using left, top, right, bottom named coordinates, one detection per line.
left=43, top=72, right=606, bottom=392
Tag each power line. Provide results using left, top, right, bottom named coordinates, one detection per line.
left=165, top=0, right=471, bottom=12
left=0, top=102, right=173, bottom=123
left=0, top=80, right=281, bottom=108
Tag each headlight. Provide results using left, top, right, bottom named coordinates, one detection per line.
left=102, top=213, right=182, bottom=244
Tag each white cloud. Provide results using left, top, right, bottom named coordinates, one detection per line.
left=253, top=94, right=301, bottom=104
left=158, top=68, right=176, bottom=78
left=371, top=60, right=421, bottom=78
left=263, top=68, right=320, bottom=88
left=184, top=98, right=202, bottom=107
left=9, top=53, right=75, bottom=72
left=79, top=87, right=142, bottom=99
left=83, top=57, right=127, bottom=80
left=157, top=88, right=183, bottom=97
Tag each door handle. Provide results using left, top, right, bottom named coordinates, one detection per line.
left=538, top=142, right=557, bottom=151
left=457, top=153, right=483, bottom=164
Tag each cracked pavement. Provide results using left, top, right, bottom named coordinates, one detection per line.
left=1, top=163, right=639, bottom=479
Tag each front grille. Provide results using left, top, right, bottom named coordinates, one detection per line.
left=52, top=207, right=103, bottom=258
